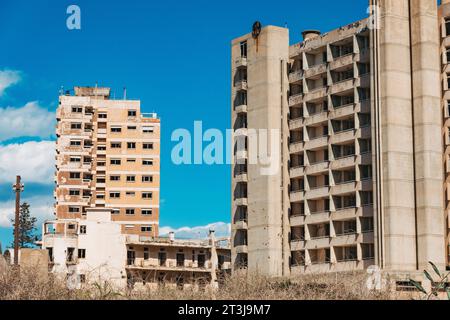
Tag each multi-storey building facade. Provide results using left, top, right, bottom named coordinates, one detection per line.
left=231, top=0, right=450, bottom=278
left=55, top=86, right=160, bottom=237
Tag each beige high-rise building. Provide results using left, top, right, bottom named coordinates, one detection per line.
left=231, top=0, right=450, bottom=278
left=55, top=86, right=160, bottom=237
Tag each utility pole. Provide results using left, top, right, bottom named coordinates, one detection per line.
left=12, top=176, right=24, bottom=266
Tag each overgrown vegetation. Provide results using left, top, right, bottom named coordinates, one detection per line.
left=409, top=262, right=450, bottom=300
left=0, top=265, right=401, bottom=300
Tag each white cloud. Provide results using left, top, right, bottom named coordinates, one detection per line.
left=0, top=70, right=21, bottom=96
left=159, top=222, right=231, bottom=240
left=0, top=102, right=55, bottom=141
left=0, top=141, right=55, bottom=184
left=0, top=195, right=54, bottom=228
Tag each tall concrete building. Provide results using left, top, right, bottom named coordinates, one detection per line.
left=55, top=86, right=160, bottom=237
left=231, top=0, right=450, bottom=278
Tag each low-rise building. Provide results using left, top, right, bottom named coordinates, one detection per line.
left=41, top=209, right=231, bottom=289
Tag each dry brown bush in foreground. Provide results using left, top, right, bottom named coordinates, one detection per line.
left=0, top=266, right=399, bottom=300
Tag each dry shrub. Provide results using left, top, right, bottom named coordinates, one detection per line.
left=0, top=265, right=397, bottom=300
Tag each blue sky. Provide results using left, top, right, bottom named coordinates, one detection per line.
left=0, top=0, right=367, bottom=248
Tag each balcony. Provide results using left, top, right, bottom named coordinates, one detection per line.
left=235, top=104, right=248, bottom=114
left=330, top=78, right=354, bottom=94
left=234, top=56, right=248, bottom=69
left=290, top=166, right=305, bottom=179
left=330, top=53, right=354, bottom=70
left=290, top=191, right=305, bottom=202
left=235, top=150, right=248, bottom=161
left=289, top=94, right=304, bottom=107
left=331, top=155, right=357, bottom=170
left=305, top=87, right=327, bottom=102
left=331, top=181, right=357, bottom=195
left=305, top=135, right=328, bottom=150
left=235, top=245, right=248, bottom=254
left=331, top=129, right=356, bottom=144
left=304, top=63, right=327, bottom=79
left=304, top=211, right=330, bottom=225
left=235, top=198, right=248, bottom=206
left=235, top=80, right=248, bottom=91
left=305, top=112, right=328, bottom=126
left=306, top=161, right=329, bottom=175
left=234, top=172, right=248, bottom=183
left=289, top=70, right=304, bottom=83
left=330, top=103, right=355, bottom=119
left=289, top=118, right=304, bottom=130
left=235, top=220, right=248, bottom=230
left=290, top=141, right=304, bottom=154
left=305, top=186, right=330, bottom=200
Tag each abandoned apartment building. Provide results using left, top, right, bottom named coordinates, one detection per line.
left=231, top=0, right=450, bottom=286
left=38, top=86, right=231, bottom=289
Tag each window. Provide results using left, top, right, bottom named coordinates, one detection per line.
left=143, top=143, right=154, bottom=150
left=142, top=176, right=153, bottom=183
left=110, top=142, right=121, bottom=149
left=109, top=192, right=121, bottom=199
left=78, top=249, right=86, bottom=259
left=72, top=106, right=82, bottom=113
left=142, top=209, right=153, bottom=215
left=97, top=145, right=106, bottom=151
left=68, top=206, right=80, bottom=213
left=110, top=159, right=121, bottom=165
left=71, top=123, right=82, bottom=129
left=127, top=158, right=136, bottom=163
left=97, top=161, right=106, bottom=167
left=98, top=113, right=107, bottom=119
left=70, top=157, right=81, bottom=163
left=142, top=192, right=153, bottom=200
left=240, top=41, right=247, bottom=58
left=68, top=224, right=76, bottom=230
left=111, top=126, right=122, bottom=133
left=126, top=191, right=136, bottom=197
left=126, top=175, right=136, bottom=182
left=111, top=209, right=120, bottom=215
left=96, top=193, right=105, bottom=199
left=128, top=110, right=137, bottom=117
left=110, top=175, right=120, bottom=181
left=144, top=248, right=149, bottom=260
left=70, top=140, right=82, bottom=146
left=141, top=226, right=152, bottom=233
left=142, top=126, right=154, bottom=133
left=69, top=189, right=80, bottom=196
left=127, top=142, right=136, bottom=149
left=361, top=191, right=373, bottom=206
left=361, top=217, right=374, bottom=233
left=126, top=209, right=135, bottom=215
left=127, top=126, right=137, bottom=130
left=446, top=18, right=450, bottom=37
left=79, top=274, right=86, bottom=283
left=69, top=172, right=81, bottom=179
left=142, top=159, right=153, bottom=166
left=176, top=253, right=185, bottom=267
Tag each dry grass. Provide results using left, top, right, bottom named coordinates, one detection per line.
left=0, top=265, right=400, bottom=300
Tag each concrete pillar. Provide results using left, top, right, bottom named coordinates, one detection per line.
left=245, top=26, right=290, bottom=277
left=373, top=0, right=417, bottom=270
left=410, top=0, right=446, bottom=270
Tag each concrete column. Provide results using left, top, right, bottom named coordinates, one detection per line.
left=410, top=0, right=446, bottom=270
left=245, top=26, right=289, bottom=277
left=374, top=0, right=417, bottom=270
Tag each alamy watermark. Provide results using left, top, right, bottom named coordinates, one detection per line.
left=66, top=5, right=81, bottom=30
left=171, top=122, right=280, bottom=176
